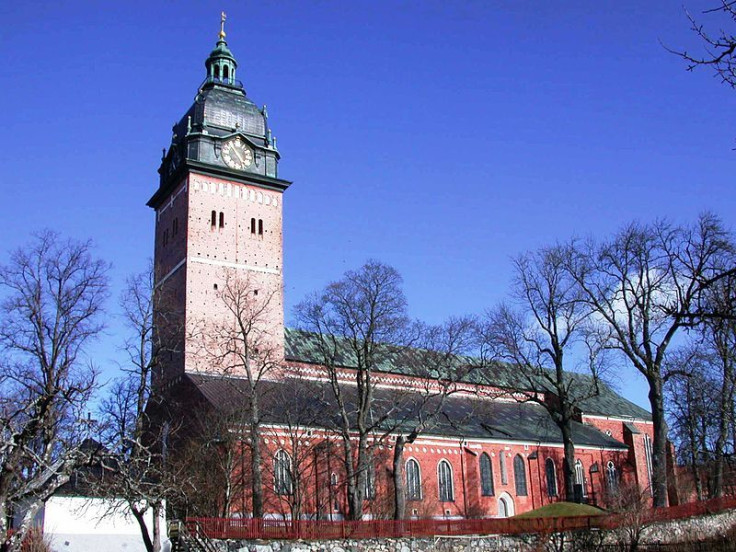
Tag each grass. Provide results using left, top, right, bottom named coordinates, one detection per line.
left=513, top=502, right=606, bottom=518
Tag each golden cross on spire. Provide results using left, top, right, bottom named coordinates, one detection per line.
left=219, top=11, right=227, bottom=39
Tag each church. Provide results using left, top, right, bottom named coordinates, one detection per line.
left=147, top=19, right=657, bottom=521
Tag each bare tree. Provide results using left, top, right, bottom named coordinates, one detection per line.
left=697, top=275, right=736, bottom=497
left=295, top=260, right=410, bottom=520
left=95, top=269, right=185, bottom=552
left=193, top=272, right=282, bottom=518
left=262, top=378, right=330, bottom=522
left=608, top=479, right=657, bottom=552
left=480, top=246, right=603, bottom=503
left=175, top=402, right=251, bottom=518
left=389, top=317, right=478, bottom=520
left=0, top=231, right=108, bottom=552
left=666, top=275, right=736, bottom=500
left=665, top=348, right=716, bottom=501
left=672, top=1, right=736, bottom=89
left=564, top=214, right=734, bottom=507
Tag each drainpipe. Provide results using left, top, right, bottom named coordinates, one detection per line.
left=460, top=440, right=468, bottom=518
left=535, top=443, right=543, bottom=505
left=527, top=451, right=538, bottom=510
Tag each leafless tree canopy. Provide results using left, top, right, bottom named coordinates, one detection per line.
left=665, top=273, right=736, bottom=501
left=295, top=260, right=410, bottom=520
left=565, top=214, right=734, bottom=507
left=94, top=267, right=187, bottom=552
left=190, top=272, right=283, bottom=519
left=0, top=231, right=108, bottom=552
left=673, top=1, right=736, bottom=88
left=480, top=245, right=605, bottom=503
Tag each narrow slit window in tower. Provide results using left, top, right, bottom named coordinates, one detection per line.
left=219, top=212, right=225, bottom=229
left=251, top=218, right=256, bottom=234
left=211, top=211, right=217, bottom=228
left=258, top=219, right=263, bottom=236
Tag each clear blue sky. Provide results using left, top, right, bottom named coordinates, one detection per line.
left=1, top=1, right=735, bottom=411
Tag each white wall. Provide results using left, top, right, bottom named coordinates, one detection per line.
left=41, top=496, right=167, bottom=552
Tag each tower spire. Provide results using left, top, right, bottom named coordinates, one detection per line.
left=219, top=11, right=227, bottom=40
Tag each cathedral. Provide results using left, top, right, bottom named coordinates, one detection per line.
left=147, top=20, right=657, bottom=520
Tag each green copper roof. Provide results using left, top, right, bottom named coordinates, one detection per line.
left=283, top=328, right=651, bottom=422
left=207, top=39, right=237, bottom=64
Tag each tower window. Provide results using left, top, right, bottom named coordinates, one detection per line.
left=258, top=219, right=263, bottom=236
left=163, top=229, right=169, bottom=247
left=250, top=218, right=256, bottom=234
left=219, top=212, right=225, bottom=229
left=214, top=65, right=220, bottom=80
left=173, top=217, right=178, bottom=236
left=211, top=210, right=217, bottom=228
left=223, top=65, right=229, bottom=81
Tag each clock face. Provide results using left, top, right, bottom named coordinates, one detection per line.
left=222, top=138, right=253, bottom=170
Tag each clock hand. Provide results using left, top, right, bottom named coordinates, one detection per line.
left=232, top=148, right=245, bottom=163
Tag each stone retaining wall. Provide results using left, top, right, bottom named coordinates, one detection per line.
left=215, top=536, right=526, bottom=552
left=209, top=509, right=736, bottom=552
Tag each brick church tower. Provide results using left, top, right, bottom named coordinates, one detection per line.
left=147, top=16, right=291, bottom=387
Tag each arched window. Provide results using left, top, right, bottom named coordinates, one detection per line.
left=406, top=459, right=422, bottom=500
left=575, top=459, right=587, bottom=497
left=211, top=210, right=217, bottom=228
left=219, top=211, right=225, bottom=228
left=364, top=462, right=375, bottom=500
left=250, top=217, right=256, bottom=234
left=480, top=453, right=494, bottom=496
left=513, top=455, right=527, bottom=496
left=214, top=65, right=220, bottom=80
left=606, top=461, right=618, bottom=493
left=500, top=452, right=508, bottom=485
left=498, top=497, right=509, bottom=517
left=223, top=65, right=230, bottom=81
left=274, top=450, right=293, bottom=495
left=330, top=472, right=339, bottom=511
left=258, top=219, right=264, bottom=236
left=545, top=458, right=558, bottom=497
left=437, top=460, right=454, bottom=502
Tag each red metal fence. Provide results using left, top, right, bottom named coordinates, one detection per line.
left=186, top=495, right=736, bottom=542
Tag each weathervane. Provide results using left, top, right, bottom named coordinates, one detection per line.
left=219, top=11, right=227, bottom=40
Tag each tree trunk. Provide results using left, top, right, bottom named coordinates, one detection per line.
left=392, top=435, right=406, bottom=520
left=342, top=436, right=360, bottom=520
left=714, top=344, right=734, bottom=498
left=250, top=420, right=264, bottom=518
left=152, top=502, right=162, bottom=552
left=348, top=435, right=367, bottom=520
left=131, top=506, right=156, bottom=552
left=687, top=412, right=704, bottom=501
left=648, top=376, right=669, bottom=508
left=560, top=421, right=577, bottom=502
